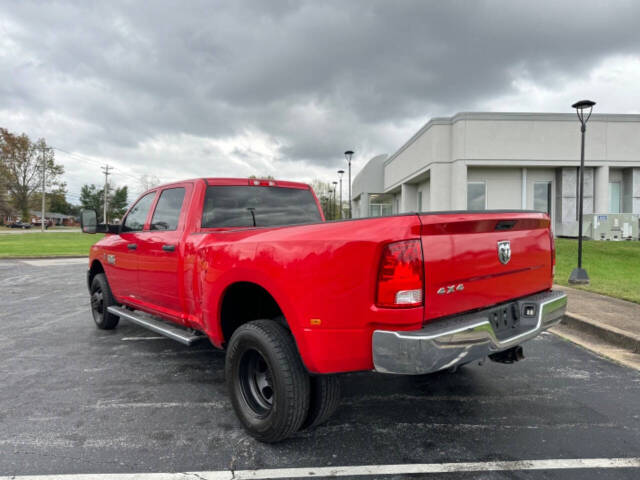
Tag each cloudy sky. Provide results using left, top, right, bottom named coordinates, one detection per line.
left=2, top=0, right=640, bottom=203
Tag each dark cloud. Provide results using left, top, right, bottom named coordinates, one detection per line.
left=1, top=0, right=640, bottom=195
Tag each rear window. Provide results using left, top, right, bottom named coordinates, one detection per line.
left=201, top=186, right=321, bottom=228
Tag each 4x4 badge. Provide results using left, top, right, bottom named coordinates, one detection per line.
left=437, top=284, right=464, bottom=295
left=497, top=240, right=511, bottom=265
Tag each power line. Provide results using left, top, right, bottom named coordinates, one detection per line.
left=52, top=146, right=146, bottom=183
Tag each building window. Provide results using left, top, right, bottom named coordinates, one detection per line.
left=417, top=191, right=422, bottom=211
left=467, top=182, right=486, bottom=210
left=609, top=182, right=621, bottom=213
left=534, top=182, right=551, bottom=214
left=368, top=193, right=393, bottom=217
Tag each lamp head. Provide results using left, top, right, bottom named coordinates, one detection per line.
left=337, top=169, right=344, bottom=177
left=571, top=100, right=596, bottom=110
left=572, top=99, right=596, bottom=126
left=344, top=150, right=354, bottom=163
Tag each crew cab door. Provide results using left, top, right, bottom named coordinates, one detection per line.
left=103, top=191, right=157, bottom=302
left=134, top=184, right=191, bottom=320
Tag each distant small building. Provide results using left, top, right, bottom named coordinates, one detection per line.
left=352, top=112, right=640, bottom=238
left=30, top=211, right=78, bottom=226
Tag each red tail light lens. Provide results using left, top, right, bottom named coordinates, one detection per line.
left=550, top=230, right=556, bottom=278
left=376, top=239, right=424, bottom=308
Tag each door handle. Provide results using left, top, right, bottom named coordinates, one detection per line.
left=127, top=243, right=137, bottom=250
left=162, top=244, right=176, bottom=252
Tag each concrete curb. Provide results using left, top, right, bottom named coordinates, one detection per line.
left=562, top=312, right=640, bottom=354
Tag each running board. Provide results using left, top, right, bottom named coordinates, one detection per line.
left=107, top=306, right=204, bottom=346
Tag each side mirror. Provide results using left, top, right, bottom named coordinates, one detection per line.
left=81, top=210, right=118, bottom=234
left=81, top=209, right=98, bottom=234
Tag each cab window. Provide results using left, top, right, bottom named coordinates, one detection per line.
left=121, top=192, right=156, bottom=232
left=201, top=186, right=322, bottom=228
left=150, top=188, right=186, bottom=231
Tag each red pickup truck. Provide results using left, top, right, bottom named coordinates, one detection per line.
left=81, top=177, right=567, bottom=442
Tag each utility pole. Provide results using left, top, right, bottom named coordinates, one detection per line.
left=101, top=165, right=111, bottom=224
left=40, top=145, right=49, bottom=232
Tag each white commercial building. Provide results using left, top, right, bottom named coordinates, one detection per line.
left=352, top=112, right=640, bottom=237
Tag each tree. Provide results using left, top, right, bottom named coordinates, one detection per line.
left=0, top=128, right=64, bottom=219
left=48, top=187, right=74, bottom=215
left=138, top=174, right=161, bottom=192
left=310, top=179, right=338, bottom=220
left=79, top=184, right=102, bottom=212
left=79, top=183, right=129, bottom=221
left=0, top=173, right=10, bottom=219
left=30, top=185, right=74, bottom=215
left=109, top=185, right=128, bottom=220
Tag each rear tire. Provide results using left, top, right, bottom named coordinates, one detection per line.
left=90, top=273, right=119, bottom=330
left=226, top=320, right=310, bottom=443
left=301, top=374, right=341, bottom=430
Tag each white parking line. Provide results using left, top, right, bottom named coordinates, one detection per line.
left=2, top=457, right=639, bottom=479
left=121, top=336, right=166, bottom=341
left=94, top=401, right=225, bottom=409
left=21, top=258, right=88, bottom=266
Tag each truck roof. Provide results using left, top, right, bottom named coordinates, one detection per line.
left=205, top=178, right=311, bottom=189
left=149, top=178, right=312, bottom=190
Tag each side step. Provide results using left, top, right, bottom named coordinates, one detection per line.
left=107, top=306, right=204, bottom=346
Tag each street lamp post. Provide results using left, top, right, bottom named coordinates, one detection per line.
left=344, top=150, right=354, bottom=218
left=328, top=189, right=334, bottom=219
left=568, top=99, right=596, bottom=285
left=321, top=195, right=328, bottom=219
left=337, top=170, right=344, bottom=219
left=332, top=181, right=338, bottom=220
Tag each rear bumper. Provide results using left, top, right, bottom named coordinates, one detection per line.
left=372, top=290, right=567, bottom=375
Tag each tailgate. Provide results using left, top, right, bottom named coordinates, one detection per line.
left=419, top=212, right=553, bottom=322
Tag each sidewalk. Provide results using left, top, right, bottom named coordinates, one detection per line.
left=0, top=228, right=81, bottom=235
left=551, top=284, right=640, bottom=370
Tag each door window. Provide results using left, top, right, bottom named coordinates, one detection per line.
left=150, top=188, right=186, bottom=231
left=534, top=182, right=552, bottom=214
left=121, top=192, right=156, bottom=232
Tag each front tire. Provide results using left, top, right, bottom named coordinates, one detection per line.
left=90, top=273, right=119, bottom=330
left=226, top=320, right=310, bottom=442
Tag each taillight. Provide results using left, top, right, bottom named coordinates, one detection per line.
left=550, top=230, right=556, bottom=278
left=376, top=239, right=424, bottom=308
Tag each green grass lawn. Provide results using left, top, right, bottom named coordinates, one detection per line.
left=0, top=230, right=637, bottom=303
left=0, top=232, right=104, bottom=258
left=555, top=237, right=640, bottom=304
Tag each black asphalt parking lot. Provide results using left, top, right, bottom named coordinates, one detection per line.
left=0, top=259, right=639, bottom=479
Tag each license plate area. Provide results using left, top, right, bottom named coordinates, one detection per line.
left=488, top=302, right=538, bottom=340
